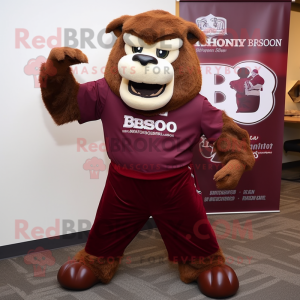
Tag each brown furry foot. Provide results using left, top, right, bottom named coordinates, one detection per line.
left=74, top=249, right=121, bottom=284
left=178, top=248, right=225, bottom=284
left=198, top=264, right=239, bottom=298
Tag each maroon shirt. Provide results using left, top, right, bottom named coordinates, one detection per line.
left=77, top=78, right=223, bottom=173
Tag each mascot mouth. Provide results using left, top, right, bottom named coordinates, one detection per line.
left=129, top=81, right=166, bottom=98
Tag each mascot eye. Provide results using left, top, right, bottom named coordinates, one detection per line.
left=132, top=47, right=143, bottom=53
left=156, top=49, right=169, bottom=59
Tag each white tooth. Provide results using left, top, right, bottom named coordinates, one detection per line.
left=131, top=86, right=140, bottom=95
left=150, top=86, right=164, bottom=96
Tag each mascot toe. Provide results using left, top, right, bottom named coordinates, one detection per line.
left=39, top=10, right=255, bottom=298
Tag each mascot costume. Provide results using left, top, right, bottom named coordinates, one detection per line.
left=39, top=10, right=255, bottom=298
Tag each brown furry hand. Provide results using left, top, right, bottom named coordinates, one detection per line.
left=49, top=47, right=88, bottom=63
left=39, top=47, right=84, bottom=124
left=41, top=47, right=88, bottom=78
left=213, top=159, right=245, bottom=190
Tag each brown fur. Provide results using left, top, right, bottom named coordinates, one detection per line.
left=178, top=248, right=225, bottom=284
left=212, top=112, right=255, bottom=189
left=215, top=112, right=255, bottom=171
left=105, top=10, right=206, bottom=116
left=74, top=249, right=120, bottom=284
left=39, top=48, right=88, bottom=125
left=214, top=159, right=247, bottom=190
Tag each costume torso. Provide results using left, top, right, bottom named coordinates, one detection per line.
left=77, top=78, right=223, bottom=173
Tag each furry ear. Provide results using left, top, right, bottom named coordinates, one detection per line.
left=187, top=23, right=206, bottom=45
left=106, top=15, right=131, bottom=37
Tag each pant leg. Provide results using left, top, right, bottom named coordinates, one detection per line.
left=150, top=167, right=220, bottom=263
left=85, top=164, right=150, bottom=258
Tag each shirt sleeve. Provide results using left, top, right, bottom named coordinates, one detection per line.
left=200, top=97, right=224, bottom=143
left=77, top=78, right=109, bottom=124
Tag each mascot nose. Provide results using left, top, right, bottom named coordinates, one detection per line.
left=132, top=54, right=158, bottom=66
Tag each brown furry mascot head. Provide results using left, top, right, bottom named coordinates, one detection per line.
left=104, top=10, right=206, bottom=116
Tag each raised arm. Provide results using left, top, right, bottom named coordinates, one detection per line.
left=39, top=47, right=88, bottom=125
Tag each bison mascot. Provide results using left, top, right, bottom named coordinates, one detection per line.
left=39, top=10, right=255, bottom=298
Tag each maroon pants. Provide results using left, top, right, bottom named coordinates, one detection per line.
left=85, top=163, right=220, bottom=262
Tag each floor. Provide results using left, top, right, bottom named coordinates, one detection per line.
left=0, top=180, right=300, bottom=300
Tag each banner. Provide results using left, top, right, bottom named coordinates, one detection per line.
left=180, top=0, right=291, bottom=213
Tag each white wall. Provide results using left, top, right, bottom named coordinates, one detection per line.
left=283, top=10, right=300, bottom=163
left=0, top=0, right=175, bottom=247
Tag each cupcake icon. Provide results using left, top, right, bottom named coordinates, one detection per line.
left=83, top=157, right=106, bottom=179
left=24, top=56, right=57, bottom=88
